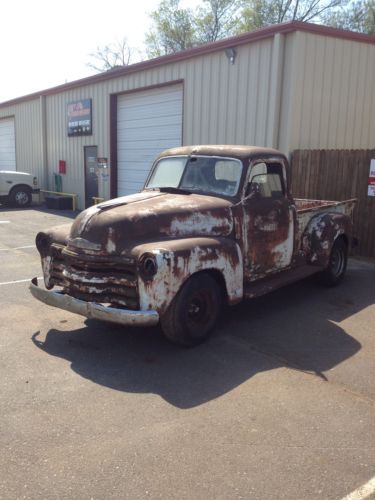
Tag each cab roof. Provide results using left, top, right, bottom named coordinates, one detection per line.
left=157, top=145, right=286, bottom=162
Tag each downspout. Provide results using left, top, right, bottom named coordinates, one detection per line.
left=39, top=95, right=48, bottom=189
left=266, top=33, right=285, bottom=149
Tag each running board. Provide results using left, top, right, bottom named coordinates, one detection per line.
left=244, top=266, right=323, bottom=299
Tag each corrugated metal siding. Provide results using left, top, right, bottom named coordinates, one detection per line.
left=281, top=31, right=375, bottom=152
left=44, top=37, right=275, bottom=208
left=0, top=99, right=43, bottom=179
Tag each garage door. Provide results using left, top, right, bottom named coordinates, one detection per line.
left=0, top=118, right=16, bottom=171
left=117, top=84, right=183, bottom=196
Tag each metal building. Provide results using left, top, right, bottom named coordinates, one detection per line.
left=0, top=21, right=374, bottom=210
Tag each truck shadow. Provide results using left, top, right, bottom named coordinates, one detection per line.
left=31, top=261, right=373, bottom=409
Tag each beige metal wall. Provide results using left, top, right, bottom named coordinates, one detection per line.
left=279, top=31, right=375, bottom=153
left=44, top=36, right=276, bottom=208
left=0, top=98, right=44, bottom=180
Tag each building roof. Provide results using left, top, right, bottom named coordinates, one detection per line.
left=1, top=20, right=374, bottom=108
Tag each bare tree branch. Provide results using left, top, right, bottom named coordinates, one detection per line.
left=88, top=37, right=139, bottom=73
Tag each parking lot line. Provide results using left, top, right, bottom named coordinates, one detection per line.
left=341, top=476, right=375, bottom=500
left=0, top=277, right=43, bottom=286
left=0, top=245, right=35, bottom=251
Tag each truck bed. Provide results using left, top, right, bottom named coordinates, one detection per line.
left=295, top=198, right=356, bottom=213
left=295, top=198, right=356, bottom=241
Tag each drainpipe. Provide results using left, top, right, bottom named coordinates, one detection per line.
left=266, top=33, right=285, bottom=149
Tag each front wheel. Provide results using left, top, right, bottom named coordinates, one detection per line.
left=9, top=186, right=32, bottom=208
left=160, top=272, right=223, bottom=347
left=318, top=237, right=348, bottom=286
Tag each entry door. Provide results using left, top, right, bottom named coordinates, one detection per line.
left=84, top=146, right=98, bottom=208
left=243, top=161, right=294, bottom=280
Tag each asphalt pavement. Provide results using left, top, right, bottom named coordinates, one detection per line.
left=0, top=206, right=374, bottom=500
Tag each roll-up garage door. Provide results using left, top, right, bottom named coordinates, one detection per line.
left=117, top=84, right=183, bottom=196
left=0, top=118, right=16, bottom=171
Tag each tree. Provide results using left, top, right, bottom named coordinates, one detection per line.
left=238, top=0, right=349, bottom=32
left=323, top=0, right=375, bottom=34
left=145, top=0, right=197, bottom=57
left=146, top=0, right=373, bottom=58
left=145, top=0, right=240, bottom=57
left=88, top=38, right=138, bottom=72
left=194, top=0, right=240, bottom=43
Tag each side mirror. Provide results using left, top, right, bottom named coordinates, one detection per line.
left=245, top=182, right=262, bottom=199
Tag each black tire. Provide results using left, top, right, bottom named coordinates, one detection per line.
left=9, top=186, right=32, bottom=208
left=318, top=237, right=348, bottom=287
left=160, top=272, right=223, bottom=347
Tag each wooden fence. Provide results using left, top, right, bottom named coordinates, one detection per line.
left=290, top=150, right=375, bottom=258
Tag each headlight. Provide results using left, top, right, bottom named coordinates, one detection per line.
left=35, top=232, right=51, bottom=255
left=139, top=253, right=158, bottom=279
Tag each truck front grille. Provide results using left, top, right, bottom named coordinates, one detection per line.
left=50, top=244, right=139, bottom=309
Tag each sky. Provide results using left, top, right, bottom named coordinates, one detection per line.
left=0, top=0, right=199, bottom=103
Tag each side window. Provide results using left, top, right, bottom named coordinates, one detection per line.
left=247, top=162, right=285, bottom=199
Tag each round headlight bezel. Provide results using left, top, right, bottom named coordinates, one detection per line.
left=139, top=253, right=158, bottom=280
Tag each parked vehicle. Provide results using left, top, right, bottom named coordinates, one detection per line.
left=30, top=145, right=356, bottom=346
left=0, top=171, right=39, bottom=207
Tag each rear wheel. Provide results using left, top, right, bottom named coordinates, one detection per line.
left=318, top=237, right=348, bottom=286
left=160, top=272, right=223, bottom=347
left=9, top=186, right=32, bottom=208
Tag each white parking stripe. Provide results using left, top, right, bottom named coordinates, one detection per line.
left=0, top=277, right=43, bottom=286
left=341, top=476, right=375, bottom=500
left=0, top=221, right=10, bottom=224
left=0, top=245, right=35, bottom=251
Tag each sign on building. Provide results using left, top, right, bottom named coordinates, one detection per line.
left=368, top=159, right=375, bottom=197
left=67, top=99, right=92, bottom=136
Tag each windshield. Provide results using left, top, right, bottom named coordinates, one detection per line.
left=145, top=155, right=243, bottom=197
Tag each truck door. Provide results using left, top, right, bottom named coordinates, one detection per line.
left=242, top=160, right=294, bottom=280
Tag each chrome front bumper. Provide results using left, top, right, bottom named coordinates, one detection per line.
left=29, top=278, right=159, bottom=327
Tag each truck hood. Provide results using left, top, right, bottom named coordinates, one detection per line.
left=68, top=191, right=234, bottom=254
left=0, top=170, right=33, bottom=178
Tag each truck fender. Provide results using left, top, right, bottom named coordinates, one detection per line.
left=134, top=237, right=244, bottom=314
left=301, top=212, right=351, bottom=267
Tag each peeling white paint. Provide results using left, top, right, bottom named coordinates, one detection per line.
left=41, top=255, right=52, bottom=287
left=138, top=242, right=243, bottom=313
left=69, top=237, right=101, bottom=252
left=106, top=227, right=116, bottom=254
left=169, top=212, right=232, bottom=237
left=272, top=209, right=294, bottom=269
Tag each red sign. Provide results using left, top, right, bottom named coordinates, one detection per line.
left=368, top=160, right=375, bottom=197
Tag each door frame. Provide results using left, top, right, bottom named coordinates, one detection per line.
left=242, top=157, right=294, bottom=280
left=84, top=145, right=98, bottom=208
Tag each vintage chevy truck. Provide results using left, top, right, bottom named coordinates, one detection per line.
left=30, top=146, right=356, bottom=346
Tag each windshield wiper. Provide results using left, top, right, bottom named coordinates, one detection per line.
left=158, top=187, right=192, bottom=194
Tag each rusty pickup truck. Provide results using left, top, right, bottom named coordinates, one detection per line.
left=30, top=145, right=356, bottom=346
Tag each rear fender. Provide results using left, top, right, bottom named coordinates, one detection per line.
left=134, top=237, right=243, bottom=314
left=302, top=212, right=351, bottom=267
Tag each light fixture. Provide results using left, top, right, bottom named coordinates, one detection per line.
left=225, top=47, right=237, bottom=65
